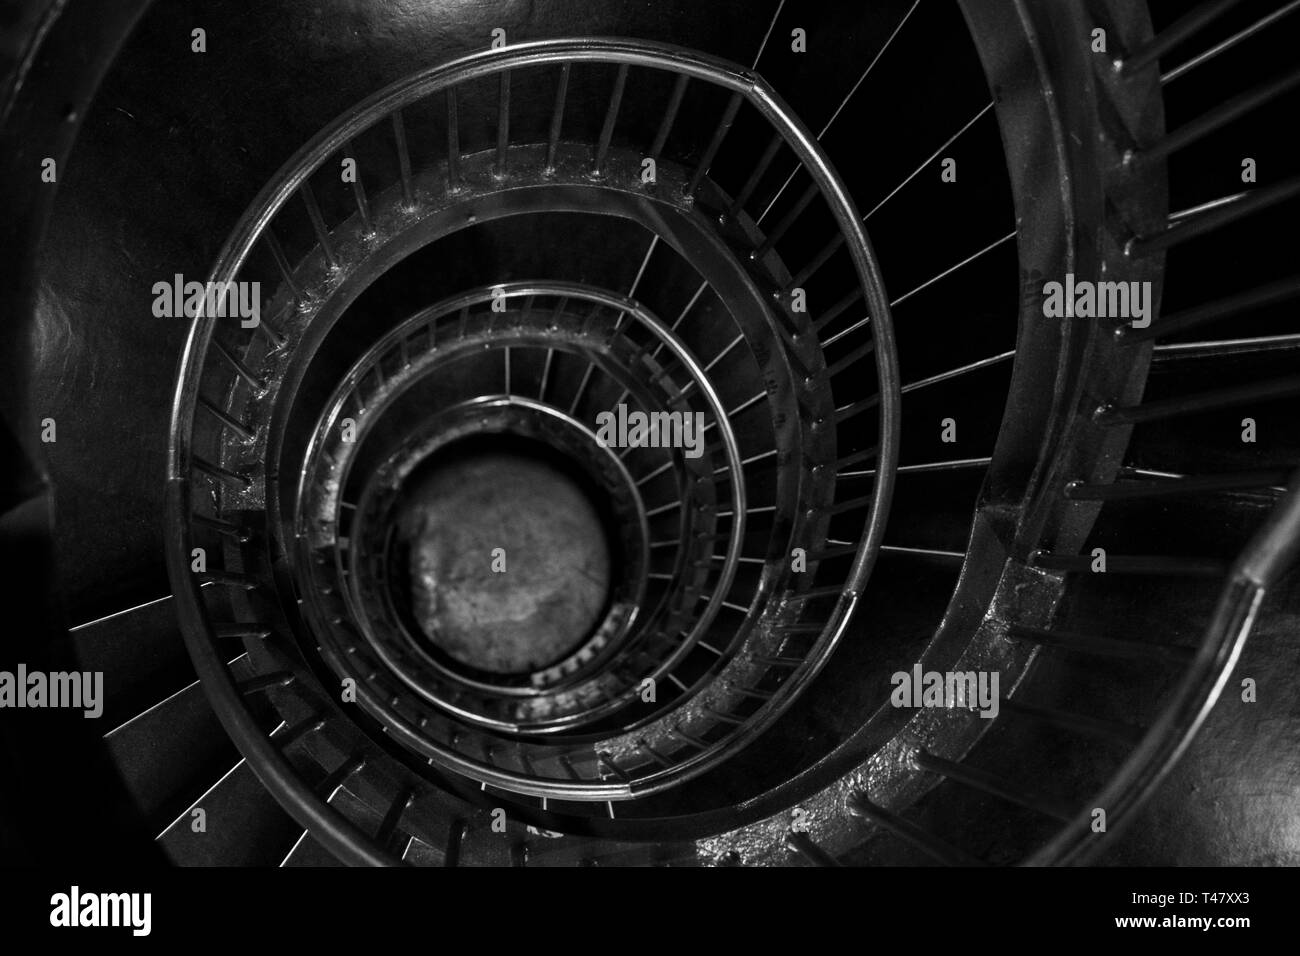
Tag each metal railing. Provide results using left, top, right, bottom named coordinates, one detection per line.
left=166, top=38, right=900, bottom=859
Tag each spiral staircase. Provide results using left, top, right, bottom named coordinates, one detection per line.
left=2, top=0, right=1299, bottom=867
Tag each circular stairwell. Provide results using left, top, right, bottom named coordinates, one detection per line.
left=3, top=0, right=1300, bottom=867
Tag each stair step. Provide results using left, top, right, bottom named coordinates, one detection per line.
left=280, top=832, right=345, bottom=867
left=102, top=680, right=239, bottom=834
left=157, top=760, right=301, bottom=866
left=60, top=594, right=195, bottom=729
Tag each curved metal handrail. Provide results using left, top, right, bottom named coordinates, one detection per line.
left=292, top=281, right=765, bottom=797
left=166, top=38, right=900, bottom=862
left=1034, top=470, right=1300, bottom=865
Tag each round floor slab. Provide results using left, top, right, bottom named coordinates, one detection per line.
left=392, top=449, right=612, bottom=676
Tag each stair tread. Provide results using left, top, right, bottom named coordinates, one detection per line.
left=281, top=833, right=346, bottom=867
left=59, top=594, right=195, bottom=729
left=102, top=678, right=239, bottom=834
left=158, top=760, right=301, bottom=866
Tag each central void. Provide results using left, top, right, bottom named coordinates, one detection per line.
left=388, top=437, right=613, bottom=676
